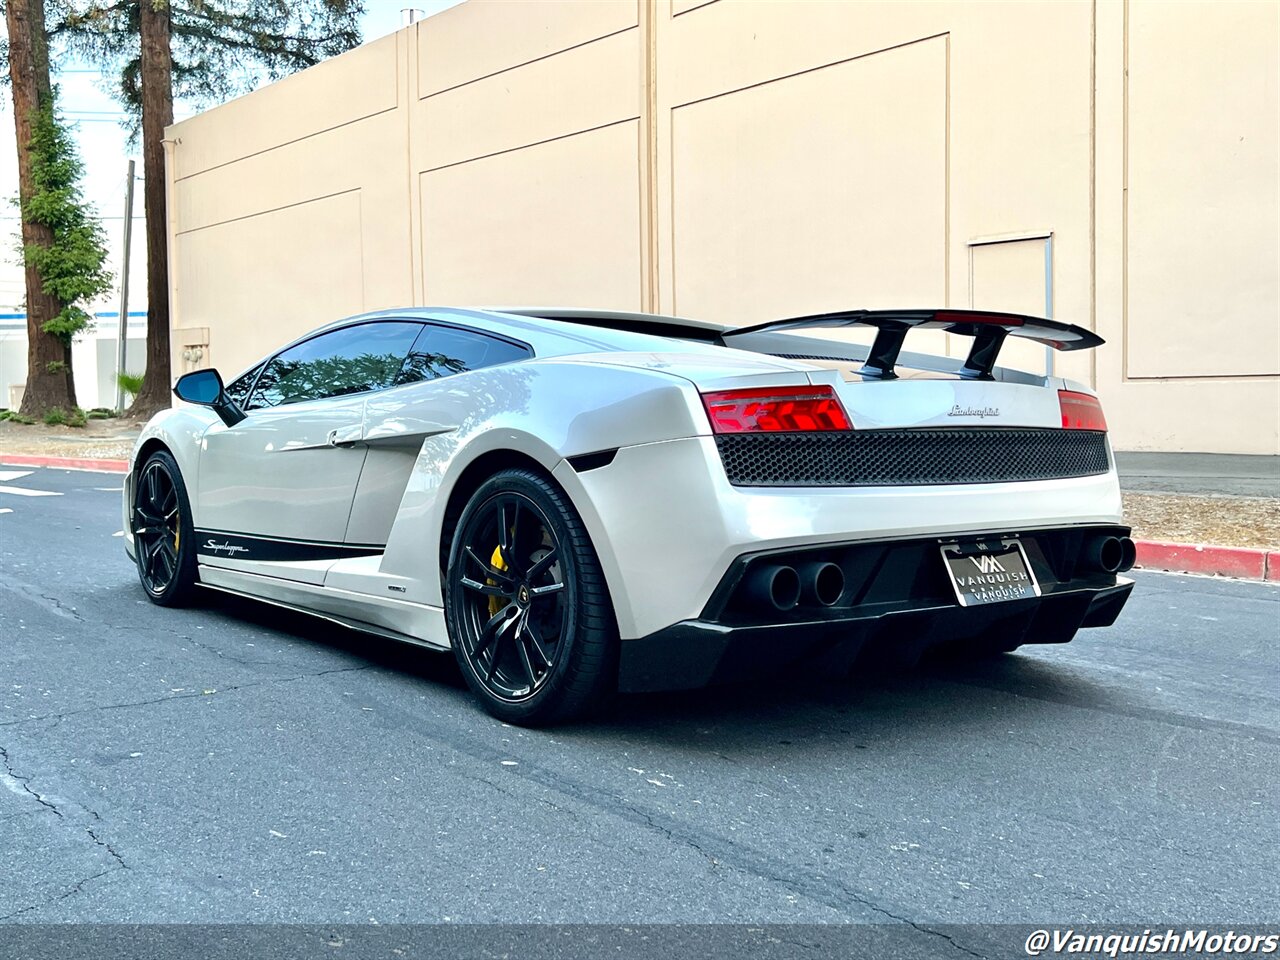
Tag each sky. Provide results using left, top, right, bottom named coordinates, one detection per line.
left=0, top=0, right=463, bottom=315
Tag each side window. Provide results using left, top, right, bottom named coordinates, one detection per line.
left=396, top=324, right=531, bottom=386
left=249, top=321, right=423, bottom=409
left=225, top=363, right=263, bottom=407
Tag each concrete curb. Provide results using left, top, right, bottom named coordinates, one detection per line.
left=0, top=454, right=130, bottom=473
left=1135, top=540, right=1279, bottom=582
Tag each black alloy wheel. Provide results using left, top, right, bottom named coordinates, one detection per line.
left=133, top=450, right=198, bottom=606
left=446, top=469, right=617, bottom=725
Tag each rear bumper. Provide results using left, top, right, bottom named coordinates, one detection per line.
left=618, top=526, right=1134, bottom=692
left=556, top=435, right=1124, bottom=641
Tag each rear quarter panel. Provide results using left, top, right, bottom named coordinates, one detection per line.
left=364, top=359, right=710, bottom=605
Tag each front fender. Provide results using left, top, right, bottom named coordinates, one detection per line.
left=122, top=408, right=218, bottom=557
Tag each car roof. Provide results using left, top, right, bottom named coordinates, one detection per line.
left=492, top=307, right=728, bottom=341
left=278, top=306, right=731, bottom=360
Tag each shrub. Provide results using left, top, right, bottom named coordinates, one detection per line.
left=41, top=407, right=86, bottom=428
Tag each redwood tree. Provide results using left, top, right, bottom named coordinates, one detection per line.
left=49, top=0, right=364, bottom=417
left=6, top=0, right=73, bottom=415
left=127, top=0, right=172, bottom=415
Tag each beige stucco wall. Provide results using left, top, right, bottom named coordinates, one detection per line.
left=164, top=0, right=1279, bottom=454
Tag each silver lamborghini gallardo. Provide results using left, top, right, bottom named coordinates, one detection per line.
left=125, top=307, right=1134, bottom=723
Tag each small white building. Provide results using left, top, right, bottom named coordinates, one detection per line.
left=0, top=312, right=148, bottom=411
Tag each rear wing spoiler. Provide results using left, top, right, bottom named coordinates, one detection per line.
left=721, top=309, right=1104, bottom=380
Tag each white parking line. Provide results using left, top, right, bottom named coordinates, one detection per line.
left=0, top=470, right=34, bottom=482
left=0, top=485, right=61, bottom=497
left=0, top=508, right=12, bottom=515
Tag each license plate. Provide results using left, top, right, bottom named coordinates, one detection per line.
left=940, top=540, right=1041, bottom=607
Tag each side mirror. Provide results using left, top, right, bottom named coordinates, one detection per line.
left=173, top=369, right=246, bottom=427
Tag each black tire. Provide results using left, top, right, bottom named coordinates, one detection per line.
left=444, top=468, right=618, bottom=725
left=132, top=449, right=199, bottom=607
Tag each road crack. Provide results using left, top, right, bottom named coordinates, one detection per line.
left=0, top=742, right=63, bottom=818
left=0, top=742, right=130, bottom=917
left=0, top=664, right=373, bottom=730
left=0, top=869, right=119, bottom=922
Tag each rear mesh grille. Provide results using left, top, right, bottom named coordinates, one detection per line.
left=715, top=428, right=1110, bottom=487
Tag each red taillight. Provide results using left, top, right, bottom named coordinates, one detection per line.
left=1059, top=390, right=1107, bottom=431
left=701, top=385, right=852, bottom=433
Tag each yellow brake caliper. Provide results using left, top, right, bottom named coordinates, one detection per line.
left=488, top=545, right=507, bottom=617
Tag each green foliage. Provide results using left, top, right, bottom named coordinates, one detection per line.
left=17, top=96, right=113, bottom=346
left=41, top=406, right=87, bottom=427
left=0, top=410, right=38, bottom=425
left=45, top=359, right=68, bottom=374
left=51, top=1, right=364, bottom=127
left=86, top=406, right=118, bottom=419
left=117, top=370, right=145, bottom=399
left=253, top=352, right=408, bottom=406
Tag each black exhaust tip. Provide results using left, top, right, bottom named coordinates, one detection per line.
left=1086, top=536, right=1125, bottom=574
left=799, top=561, right=845, bottom=607
left=1117, top=536, right=1137, bottom=573
left=746, top=564, right=801, bottom=612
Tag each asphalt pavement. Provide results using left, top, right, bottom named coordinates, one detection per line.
left=1114, top=451, right=1280, bottom=498
left=1, top=467, right=1277, bottom=946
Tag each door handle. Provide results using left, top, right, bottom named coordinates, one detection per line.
left=327, top=425, right=364, bottom=447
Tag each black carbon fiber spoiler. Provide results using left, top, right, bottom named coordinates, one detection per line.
left=722, top=309, right=1104, bottom=380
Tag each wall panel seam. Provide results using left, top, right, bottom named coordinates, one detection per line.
left=671, top=0, right=719, bottom=18
left=173, top=107, right=399, bottom=183
left=419, top=22, right=640, bottom=101
left=668, top=32, right=949, bottom=114
left=1121, top=0, right=1130, bottom=382
left=419, top=116, right=641, bottom=175
left=1124, top=374, right=1280, bottom=383
left=1089, top=0, right=1098, bottom=389
left=641, top=0, right=660, bottom=312
left=174, top=187, right=361, bottom=237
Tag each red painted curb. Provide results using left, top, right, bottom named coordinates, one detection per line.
left=0, top=454, right=129, bottom=474
left=1135, top=539, right=1275, bottom=581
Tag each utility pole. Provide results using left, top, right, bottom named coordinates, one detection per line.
left=114, top=158, right=135, bottom=412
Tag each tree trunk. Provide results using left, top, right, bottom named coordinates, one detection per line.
left=7, top=0, right=76, bottom=417
left=125, top=0, right=175, bottom=418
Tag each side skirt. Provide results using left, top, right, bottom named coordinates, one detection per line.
left=197, top=565, right=450, bottom=652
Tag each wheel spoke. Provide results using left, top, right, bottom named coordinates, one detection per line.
left=143, top=538, right=162, bottom=578
left=460, top=576, right=509, bottom=598
left=463, top=546, right=515, bottom=586
left=497, top=499, right=512, bottom=565
left=510, top=501, right=522, bottom=567
left=474, top=604, right=516, bottom=658
left=156, top=545, right=176, bottom=583
left=529, top=582, right=563, bottom=598
left=486, top=624, right=514, bottom=683
left=514, top=613, right=538, bottom=686
left=526, top=548, right=558, bottom=581
left=525, top=617, right=553, bottom=669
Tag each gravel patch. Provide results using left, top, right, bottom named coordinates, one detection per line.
left=1124, top=493, right=1280, bottom=551
left=0, top=418, right=142, bottom=460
